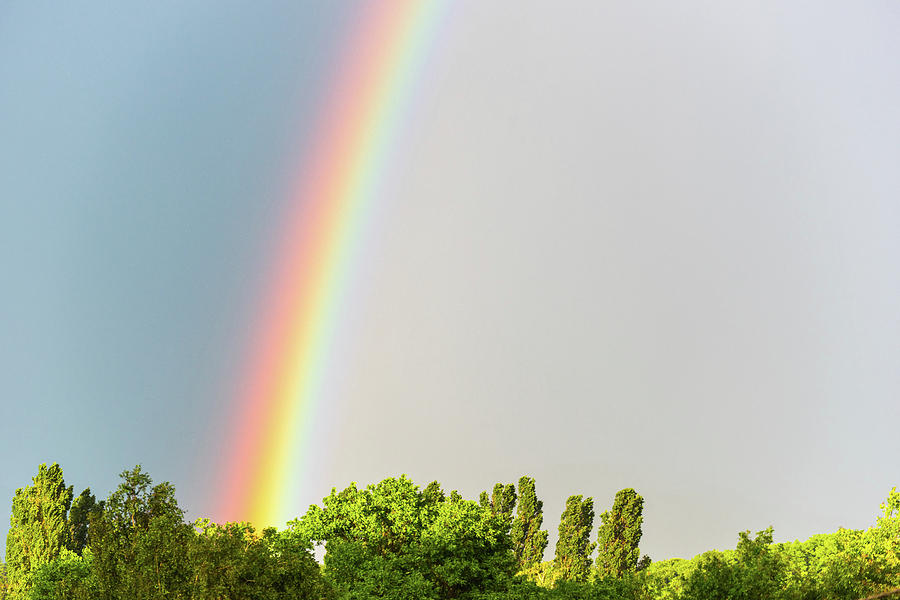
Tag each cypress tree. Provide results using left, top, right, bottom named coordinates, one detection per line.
left=5, top=463, right=74, bottom=599
left=491, top=483, right=517, bottom=517
left=596, top=487, right=646, bottom=578
left=554, top=495, right=595, bottom=582
left=510, top=476, right=548, bottom=571
left=479, top=483, right=517, bottom=518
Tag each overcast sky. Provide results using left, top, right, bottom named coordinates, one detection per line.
left=1, top=1, right=899, bottom=562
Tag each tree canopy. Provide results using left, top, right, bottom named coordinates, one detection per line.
left=3, top=463, right=899, bottom=600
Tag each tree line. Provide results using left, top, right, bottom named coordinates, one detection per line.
left=2, top=462, right=899, bottom=599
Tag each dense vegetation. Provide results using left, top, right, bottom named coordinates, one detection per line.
left=3, top=463, right=898, bottom=599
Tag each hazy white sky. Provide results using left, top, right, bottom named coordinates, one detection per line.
left=1, top=1, right=898, bottom=561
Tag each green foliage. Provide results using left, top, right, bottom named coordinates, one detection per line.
left=554, top=495, right=595, bottom=583
left=420, top=498, right=517, bottom=597
left=26, top=549, right=93, bottom=600
left=5, top=463, right=899, bottom=600
left=878, top=487, right=900, bottom=572
left=422, top=481, right=446, bottom=505
left=88, top=465, right=194, bottom=600
left=295, top=475, right=516, bottom=599
left=298, top=476, right=425, bottom=556
left=66, top=490, right=99, bottom=557
left=5, top=464, right=74, bottom=600
left=490, top=484, right=517, bottom=518
left=517, top=560, right=557, bottom=588
left=511, top=477, right=549, bottom=572
left=191, top=520, right=324, bottom=600
left=645, top=494, right=900, bottom=600
left=555, top=575, right=649, bottom=600
left=468, top=575, right=549, bottom=600
left=7, top=463, right=328, bottom=600
left=746, top=490, right=900, bottom=600
left=473, top=573, right=650, bottom=600
left=643, top=557, right=693, bottom=600
left=681, top=528, right=790, bottom=600
left=780, top=527, right=899, bottom=599
left=596, top=488, right=646, bottom=578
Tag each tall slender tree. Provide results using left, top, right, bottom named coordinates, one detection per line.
left=68, top=488, right=100, bottom=556
left=554, top=495, right=595, bottom=582
left=596, top=487, right=646, bottom=578
left=5, top=463, right=74, bottom=599
left=510, top=476, right=548, bottom=571
left=479, top=483, right=517, bottom=518
left=492, top=483, right=517, bottom=517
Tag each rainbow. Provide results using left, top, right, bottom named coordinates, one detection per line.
left=219, top=1, right=447, bottom=528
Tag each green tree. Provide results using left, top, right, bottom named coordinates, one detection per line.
left=481, top=484, right=516, bottom=519
left=296, top=477, right=441, bottom=599
left=66, top=490, right=99, bottom=557
left=5, top=464, right=74, bottom=600
left=422, top=481, right=446, bottom=505
left=553, top=495, right=594, bottom=583
left=777, top=488, right=900, bottom=599
left=88, top=466, right=193, bottom=600
left=26, top=549, right=93, bottom=600
left=596, top=488, right=646, bottom=578
left=191, top=520, right=324, bottom=600
left=781, top=528, right=886, bottom=600
left=510, top=476, right=548, bottom=572
left=682, top=528, right=789, bottom=600
left=420, top=481, right=446, bottom=532
left=643, top=557, right=695, bottom=600
left=295, top=476, right=516, bottom=599
left=877, top=486, right=900, bottom=574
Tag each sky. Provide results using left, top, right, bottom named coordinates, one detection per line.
left=1, top=1, right=899, bottom=562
